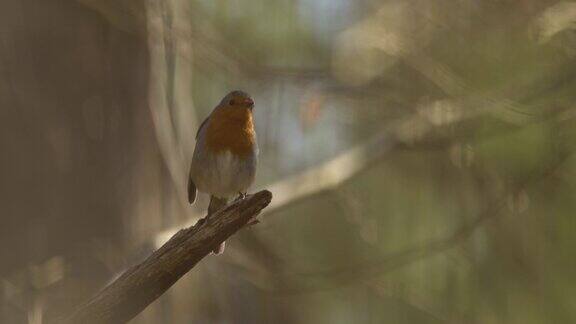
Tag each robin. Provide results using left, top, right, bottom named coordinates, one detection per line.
left=188, top=90, right=258, bottom=254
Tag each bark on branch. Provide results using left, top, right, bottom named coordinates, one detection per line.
left=58, top=190, right=273, bottom=324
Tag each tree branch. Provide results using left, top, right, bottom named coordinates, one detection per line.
left=57, top=190, right=273, bottom=324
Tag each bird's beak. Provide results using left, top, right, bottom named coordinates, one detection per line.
left=243, top=97, right=254, bottom=109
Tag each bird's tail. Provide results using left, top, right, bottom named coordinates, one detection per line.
left=188, top=177, right=197, bottom=204
left=208, top=195, right=229, bottom=254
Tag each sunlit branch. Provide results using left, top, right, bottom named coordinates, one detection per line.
left=57, top=191, right=272, bottom=324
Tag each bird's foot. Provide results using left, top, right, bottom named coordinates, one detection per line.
left=240, top=193, right=260, bottom=225
left=235, top=192, right=248, bottom=201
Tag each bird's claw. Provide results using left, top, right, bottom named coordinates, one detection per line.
left=235, top=192, right=248, bottom=201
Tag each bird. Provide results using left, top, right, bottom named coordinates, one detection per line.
left=187, top=90, right=258, bottom=254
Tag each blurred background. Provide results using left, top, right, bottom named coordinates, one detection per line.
left=2, top=0, right=576, bottom=323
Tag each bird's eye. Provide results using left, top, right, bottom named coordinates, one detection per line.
left=229, top=99, right=235, bottom=105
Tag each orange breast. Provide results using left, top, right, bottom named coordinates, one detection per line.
left=205, top=106, right=256, bottom=157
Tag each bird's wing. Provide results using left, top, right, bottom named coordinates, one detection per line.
left=188, top=114, right=210, bottom=204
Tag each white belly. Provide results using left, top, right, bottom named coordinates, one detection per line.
left=191, top=150, right=257, bottom=198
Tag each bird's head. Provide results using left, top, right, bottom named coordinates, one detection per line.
left=219, top=90, right=254, bottom=111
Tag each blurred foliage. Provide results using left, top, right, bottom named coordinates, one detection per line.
left=2, top=0, right=576, bottom=323
left=156, top=1, right=576, bottom=323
